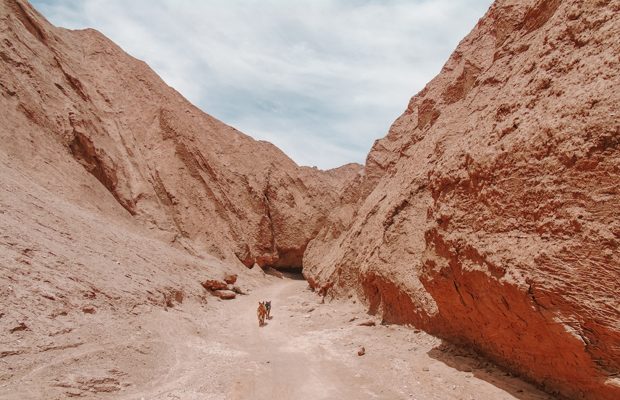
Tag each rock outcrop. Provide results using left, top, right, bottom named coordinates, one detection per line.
left=304, top=0, right=620, bottom=399
left=3, top=0, right=620, bottom=398
left=0, top=0, right=366, bottom=272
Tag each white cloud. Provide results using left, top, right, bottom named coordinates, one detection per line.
left=31, top=0, right=494, bottom=170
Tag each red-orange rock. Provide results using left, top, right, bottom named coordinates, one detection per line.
left=304, top=1, right=620, bottom=399
left=201, top=280, right=228, bottom=291
left=212, top=290, right=236, bottom=300
left=2, top=0, right=620, bottom=398
left=0, top=0, right=364, bottom=273
left=224, top=274, right=238, bottom=285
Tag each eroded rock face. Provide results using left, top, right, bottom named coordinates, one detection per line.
left=0, top=0, right=365, bottom=270
left=4, top=0, right=620, bottom=398
left=304, top=0, right=620, bottom=398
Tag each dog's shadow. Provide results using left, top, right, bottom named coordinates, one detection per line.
left=260, top=322, right=269, bottom=327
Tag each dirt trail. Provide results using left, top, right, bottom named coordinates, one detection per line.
left=0, top=274, right=555, bottom=400
left=229, top=277, right=363, bottom=399
left=221, top=276, right=555, bottom=400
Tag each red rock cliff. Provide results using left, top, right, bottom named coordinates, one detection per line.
left=0, top=0, right=366, bottom=270
left=3, top=0, right=620, bottom=398
left=304, top=0, right=620, bottom=398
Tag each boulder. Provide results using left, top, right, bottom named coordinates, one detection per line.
left=201, top=280, right=228, bottom=291
left=212, top=290, right=236, bottom=300
left=224, top=274, right=238, bottom=285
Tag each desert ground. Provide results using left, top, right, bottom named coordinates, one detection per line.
left=0, top=269, right=555, bottom=400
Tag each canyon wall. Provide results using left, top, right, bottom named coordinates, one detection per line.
left=3, top=0, right=620, bottom=398
left=0, top=0, right=371, bottom=271
left=304, top=0, right=620, bottom=399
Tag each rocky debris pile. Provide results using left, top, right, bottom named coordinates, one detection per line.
left=201, top=276, right=247, bottom=299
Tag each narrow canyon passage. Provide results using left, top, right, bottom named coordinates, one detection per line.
left=108, top=275, right=554, bottom=400
left=2, top=0, right=619, bottom=397
left=0, top=266, right=556, bottom=400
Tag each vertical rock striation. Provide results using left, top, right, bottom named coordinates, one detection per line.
left=304, top=0, right=620, bottom=398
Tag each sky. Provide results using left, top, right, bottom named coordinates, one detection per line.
left=30, top=0, right=494, bottom=170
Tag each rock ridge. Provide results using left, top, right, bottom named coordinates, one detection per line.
left=0, top=0, right=371, bottom=271
left=304, top=0, right=620, bottom=399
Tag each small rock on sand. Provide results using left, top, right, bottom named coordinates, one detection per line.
left=212, top=290, right=236, bottom=300
left=202, top=279, right=228, bottom=291
left=82, top=305, right=97, bottom=314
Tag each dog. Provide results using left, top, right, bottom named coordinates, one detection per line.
left=265, top=301, right=271, bottom=319
left=257, top=301, right=267, bottom=327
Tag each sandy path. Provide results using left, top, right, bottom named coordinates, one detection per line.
left=0, top=274, right=555, bottom=400
left=229, top=277, right=363, bottom=399
left=193, top=275, right=553, bottom=400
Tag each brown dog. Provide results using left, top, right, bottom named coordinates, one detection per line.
left=257, top=301, right=267, bottom=327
